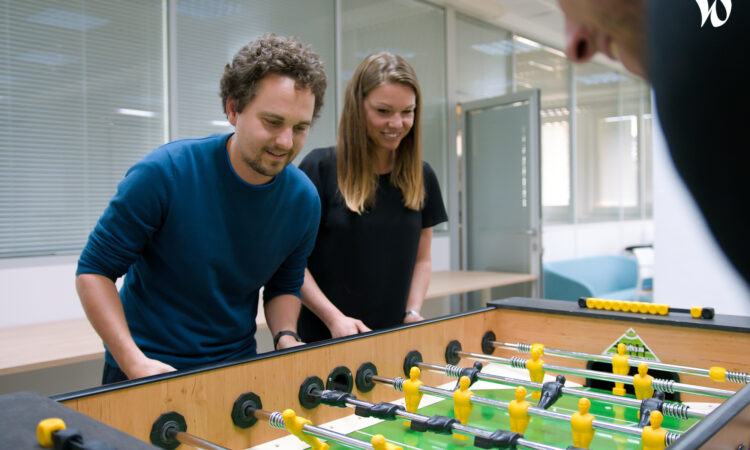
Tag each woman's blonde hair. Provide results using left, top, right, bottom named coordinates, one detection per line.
left=337, top=52, right=423, bottom=214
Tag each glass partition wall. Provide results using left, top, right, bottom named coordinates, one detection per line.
left=1, top=0, right=651, bottom=259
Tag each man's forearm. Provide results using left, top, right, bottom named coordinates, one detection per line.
left=264, top=294, right=303, bottom=348
left=75, top=273, right=148, bottom=376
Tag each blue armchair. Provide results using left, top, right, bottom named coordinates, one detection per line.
left=543, top=255, right=650, bottom=302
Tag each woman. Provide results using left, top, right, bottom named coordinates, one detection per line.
left=297, top=52, right=448, bottom=343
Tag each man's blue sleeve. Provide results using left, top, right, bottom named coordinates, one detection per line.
left=263, top=192, right=321, bottom=302
left=77, top=158, right=172, bottom=280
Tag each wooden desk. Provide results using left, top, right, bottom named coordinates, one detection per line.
left=426, top=270, right=537, bottom=302
left=0, top=270, right=536, bottom=376
left=0, top=318, right=103, bottom=376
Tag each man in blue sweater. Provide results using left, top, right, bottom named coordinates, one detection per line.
left=76, top=34, right=327, bottom=383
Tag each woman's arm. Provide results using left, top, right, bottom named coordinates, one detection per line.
left=403, top=227, right=433, bottom=323
left=300, top=268, right=371, bottom=338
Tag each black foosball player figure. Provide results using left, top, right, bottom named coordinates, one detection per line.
left=639, top=390, right=667, bottom=428
left=537, top=374, right=566, bottom=409
left=37, top=418, right=117, bottom=450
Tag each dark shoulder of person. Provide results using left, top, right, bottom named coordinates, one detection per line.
left=298, top=146, right=336, bottom=186
left=648, top=0, right=749, bottom=286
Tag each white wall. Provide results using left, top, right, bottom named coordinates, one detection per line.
left=543, top=220, right=654, bottom=263
left=652, top=117, right=750, bottom=316
left=0, top=235, right=453, bottom=329
left=0, top=255, right=83, bottom=328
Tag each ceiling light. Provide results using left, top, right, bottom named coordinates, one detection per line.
left=117, top=108, right=155, bottom=118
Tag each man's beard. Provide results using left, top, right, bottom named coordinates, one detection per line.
left=244, top=147, right=291, bottom=177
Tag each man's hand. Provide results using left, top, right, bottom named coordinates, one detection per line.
left=123, top=356, right=176, bottom=380
left=328, top=315, right=371, bottom=338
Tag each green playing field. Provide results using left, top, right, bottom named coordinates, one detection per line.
left=331, top=386, right=698, bottom=449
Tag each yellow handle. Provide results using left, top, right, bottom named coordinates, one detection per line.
left=37, top=418, right=66, bottom=448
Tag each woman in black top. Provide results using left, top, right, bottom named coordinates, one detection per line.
left=297, top=52, right=448, bottom=343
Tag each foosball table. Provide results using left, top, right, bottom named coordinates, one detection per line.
left=5, top=298, right=750, bottom=449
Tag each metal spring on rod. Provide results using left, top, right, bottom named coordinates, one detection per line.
left=268, top=411, right=285, bottom=429
left=665, top=432, right=679, bottom=446
left=516, top=342, right=532, bottom=354
left=726, top=370, right=750, bottom=384
left=651, top=378, right=676, bottom=393
left=445, top=364, right=463, bottom=378
left=662, top=402, right=690, bottom=420
left=510, top=356, right=528, bottom=369
left=393, top=377, right=405, bottom=392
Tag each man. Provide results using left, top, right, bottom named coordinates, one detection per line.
left=558, top=0, right=749, bottom=287
left=76, top=34, right=327, bottom=383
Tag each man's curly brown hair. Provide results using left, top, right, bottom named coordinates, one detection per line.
left=220, top=33, right=327, bottom=120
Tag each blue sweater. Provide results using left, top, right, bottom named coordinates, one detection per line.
left=77, top=133, right=320, bottom=369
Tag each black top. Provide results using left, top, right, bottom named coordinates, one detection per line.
left=297, top=147, right=448, bottom=342
left=648, top=0, right=749, bottom=287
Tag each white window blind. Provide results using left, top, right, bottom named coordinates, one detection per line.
left=172, top=0, right=337, bottom=153
left=0, top=0, right=165, bottom=258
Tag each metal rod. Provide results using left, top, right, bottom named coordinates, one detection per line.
left=416, top=361, right=707, bottom=420
left=165, top=428, right=229, bottom=450
left=378, top=373, right=645, bottom=438
left=459, top=351, right=734, bottom=399
left=254, top=408, right=374, bottom=449
left=301, top=423, right=372, bottom=449
left=342, top=380, right=561, bottom=450
left=496, top=341, right=749, bottom=383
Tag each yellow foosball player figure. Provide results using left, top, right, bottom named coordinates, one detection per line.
left=642, top=410, right=668, bottom=450
left=371, top=433, right=403, bottom=450
left=282, top=409, right=329, bottom=450
left=452, top=375, right=474, bottom=440
left=403, top=366, right=424, bottom=426
left=571, top=397, right=595, bottom=449
left=612, top=343, right=629, bottom=396
left=526, top=346, right=545, bottom=400
left=508, top=386, right=531, bottom=434
left=634, top=362, right=655, bottom=400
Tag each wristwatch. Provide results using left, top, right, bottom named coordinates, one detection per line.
left=404, top=310, right=421, bottom=318
left=273, top=330, right=302, bottom=350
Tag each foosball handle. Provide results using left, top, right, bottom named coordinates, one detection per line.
left=578, top=297, right=714, bottom=319
left=37, top=418, right=117, bottom=450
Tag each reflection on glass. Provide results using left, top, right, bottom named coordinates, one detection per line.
left=341, top=0, right=448, bottom=228
left=575, top=62, right=651, bottom=222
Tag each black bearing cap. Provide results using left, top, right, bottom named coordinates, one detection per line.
left=403, top=350, right=423, bottom=377
left=150, top=411, right=186, bottom=450
left=231, top=392, right=262, bottom=428
left=481, top=331, right=496, bottom=355
left=355, top=362, right=378, bottom=393
left=298, top=376, right=325, bottom=409
left=445, top=340, right=462, bottom=365
left=326, top=366, right=354, bottom=393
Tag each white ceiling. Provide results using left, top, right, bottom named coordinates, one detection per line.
left=426, top=0, right=629, bottom=72
left=428, top=0, right=566, bottom=49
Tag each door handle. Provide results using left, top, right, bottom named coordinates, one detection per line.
left=516, top=229, right=538, bottom=236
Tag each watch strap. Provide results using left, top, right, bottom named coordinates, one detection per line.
left=273, top=330, right=301, bottom=349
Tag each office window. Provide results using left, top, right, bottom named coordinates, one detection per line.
left=172, top=0, right=337, bottom=158
left=575, top=62, right=650, bottom=222
left=0, top=0, right=165, bottom=258
left=340, top=0, right=448, bottom=225
left=514, top=38, right=572, bottom=223
left=455, top=14, right=511, bottom=103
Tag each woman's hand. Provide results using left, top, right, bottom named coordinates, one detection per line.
left=329, top=315, right=371, bottom=338
left=403, top=311, right=424, bottom=324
